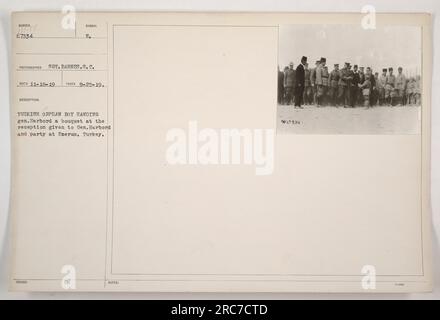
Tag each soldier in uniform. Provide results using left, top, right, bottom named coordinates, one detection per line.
left=304, top=63, right=312, bottom=105
left=377, top=69, right=387, bottom=106
left=328, top=64, right=340, bottom=106
left=338, top=62, right=353, bottom=108
left=404, top=78, right=411, bottom=106
left=315, top=57, right=327, bottom=107
left=310, top=60, right=320, bottom=105
left=323, top=65, right=330, bottom=106
left=359, top=67, right=365, bottom=82
left=284, top=62, right=296, bottom=105
left=358, top=67, right=365, bottom=106
left=278, top=65, right=284, bottom=105
left=282, top=66, right=289, bottom=104
left=395, top=67, right=407, bottom=106
left=385, top=67, right=396, bottom=106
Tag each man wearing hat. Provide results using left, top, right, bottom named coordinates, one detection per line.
left=328, top=63, right=340, bottom=106
left=315, top=57, right=327, bottom=106
left=294, top=56, right=308, bottom=108
left=395, top=67, right=407, bottom=106
left=359, top=67, right=365, bottom=83
left=377, top=68, right=388, bottom=106
left=283, top=62, right=296, bottom=105
left=310, top=60, right=320, bottom=105
left=385, top=67, right=396, bottom=106
left=338, top=62, right=353, bottom=107
left=351, top=65, right=361, bottom=107
left=364, top=67, right=376, bottom=107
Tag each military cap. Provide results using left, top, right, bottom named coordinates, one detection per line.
left=320, top=57, right=326, bottom=63
left=334, top=64, right=339, bottom=67
left=354, top=65, right=358, bottom=68
left=301, top=56, right=308, bottom=61
left=389, top=67, right=393, bottom=71
left=382, top=68, right=387, bottom=72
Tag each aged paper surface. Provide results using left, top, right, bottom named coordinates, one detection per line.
left=10, top=12, right=432, bottom=292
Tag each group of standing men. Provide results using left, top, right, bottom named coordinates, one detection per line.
left=278, top=56, right=421, bottom=109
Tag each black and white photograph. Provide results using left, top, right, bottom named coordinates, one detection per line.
left=277, top=25, right=422, bottom=134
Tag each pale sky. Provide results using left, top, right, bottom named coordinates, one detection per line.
left=279, top=25, right=421, bottom=76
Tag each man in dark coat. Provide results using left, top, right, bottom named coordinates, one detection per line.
left=278, top=65, right=284, bottom=105
left=294, top=56, right=307, bottom=108
left=367, top=67, right=376, bottom=107
left=351, top=65, right=360, bottom=107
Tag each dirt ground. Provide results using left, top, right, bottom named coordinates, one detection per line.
left=277, top=104, right=422, bottom=135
